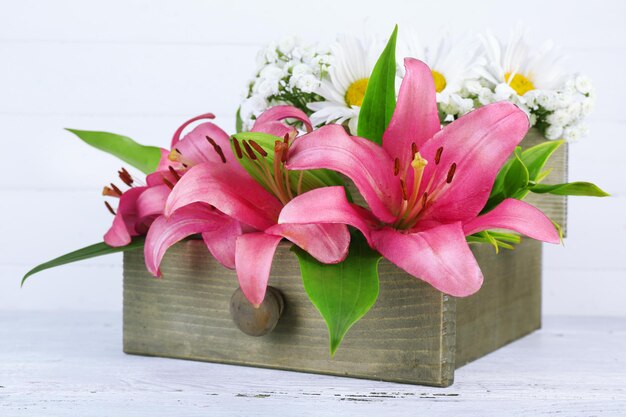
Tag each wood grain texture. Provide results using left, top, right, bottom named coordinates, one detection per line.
left=123, top=238, right=543, bottom=387
left=456, top=239, right=542, bottom=367
left=124, top=241, right=455, bottom=387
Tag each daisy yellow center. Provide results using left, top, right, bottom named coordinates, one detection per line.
left=432, top=70, right=447, bottom=93
left=505, top=72, right=535, bottom=95
left=345, top=78, right=369, bottom=107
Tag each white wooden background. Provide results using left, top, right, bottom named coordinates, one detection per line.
left=1, top=0, right=624, bottom=316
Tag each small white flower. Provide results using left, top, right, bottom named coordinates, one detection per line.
left=545, top=124, right=563, bottom=140
left=581, top=97, right=595, bottom=116
left=567, top=102, right=583, bottom=120
left=536, top=91, right=558, bottom=111
left=291, top=63, right=312, bottom=76
left=259, top=65, right=285, bottom=82
left=563, top=124, right=583, bottom=142
left=529, top=113, right=537, bottom=126
left=574, top=75, right=592, bottom=95
left=450, top=94, right=474, bottom=115
left=278, top=36, right=296, bottom=54
left=240, top=95, right=268, bottom=123
left=478, top=87, right=495, bottom=105
left=494, top=83, right=515, bottom=101
left=264, top=42, right=279, bottom=63
left=294, top=74, right=320, bottom=93
left=524, top=90, right=540, bottom=108
left=547, top=109, right=571, bottom=126
left=254, top=78, right=280, bottom=97
left=555, top=91, right=575, bottom=109
left=464, top=79, right=483, bottom=95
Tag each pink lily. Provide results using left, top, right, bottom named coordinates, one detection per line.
left=145, top=106, right=350, bottom=306
left=104, top=113, right=243, bottom=270
left=278, top=58, right=560, bottom=297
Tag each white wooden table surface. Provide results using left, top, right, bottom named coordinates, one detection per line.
left=1, top=313, right=625, bottom=416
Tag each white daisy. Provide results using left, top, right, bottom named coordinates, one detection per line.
left=398, top=30, right=481, bottom=100
left=308, top=34, right=381, bottom=134
left=477, top=27, right=566, bottom=97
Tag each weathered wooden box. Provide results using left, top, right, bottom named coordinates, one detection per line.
left=122, top=131, right=567, bottom=387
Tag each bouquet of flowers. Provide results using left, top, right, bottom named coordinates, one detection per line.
left=239, top=26, right=595, bottom=142
left=24, top=26, right=606, bottom=354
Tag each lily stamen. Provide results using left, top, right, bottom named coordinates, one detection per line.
left=110, top=183, right=123, bottom=195
left=242, top=141, right=257, bottom=160
left=118, top=167, right=134, bottom=186
left=104, top=201, right=116, bottom=215
left=248, top=140, right=268, bottom=157
left=435, top=147, right=443, bottom=165
left=446, top=163, right=457, bottom=184
left=233, top=137, right=244, bottom=159
left=102, top=186, right=121, bottom=197
left=168, top=166, right=181, bottom=181
left=162, top=177, right=175, bottom=190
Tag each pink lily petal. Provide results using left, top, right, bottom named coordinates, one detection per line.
left=266, top=222, right=350, bottom=264
left=462, top=198, right=560, bottom=243
left=419, top=102, right=529, bottom=223
left=287, top=124, right=402, bottom=223
left=201, top=217, right=242, bottom=269
left=382, top=58, right=440, bottom=182
left=235, top=232, right=283, bottom=306
left=144, top=203, right=230, bottom=276
left=278, top=186, right=378, bottom=246
left=136, top=184, right=170, bottom=220
left=104, top=187, right=147, bottom=247
left=156, top=148, right=177, bottom=171
left=165, top=162, right=282, bottom=231
left=174, top=121, right=241, bottom=168
left=253, top=105, right=313, bottom=133
left=170, top=112, right=215, bottom=148
left=371, top=223, right=483, bottom=297
left=146, top=169, right=179, bottom=187
left=252, top=120, right=297, bottom=138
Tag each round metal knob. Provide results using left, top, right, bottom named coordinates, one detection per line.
left=230, top=286, right=284, bottom=336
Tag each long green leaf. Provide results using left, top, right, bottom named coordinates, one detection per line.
left=293, top=233, right=381, bottom=356
left=66, top=129, right=162, bottom=174
left=22, top=238, right=145, bottom=286
left=356, top=25, right=398, bottom=144
left=529, top=182, right=609, bottom=197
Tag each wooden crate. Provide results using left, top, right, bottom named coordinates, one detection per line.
left=123, top=239, right=541, bottom=387
left=122, top=130, right=564, bottom=387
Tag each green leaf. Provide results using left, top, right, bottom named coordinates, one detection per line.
left=503, top=147, right=529, bottom=196
left=356, top=25, right=398, bottom=144
left=22, top=237, right=145, bottom=286
left=66, top=129, right=162, bottom=174
left=235, top=107, right=244, bottom=133
left=529, top=182, right=610, bottom=197
left=484, top=147, right=529, bottom=212
left=521, top=140, right=563, bottom=181
left=293, top=233, right=382, bottom=356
